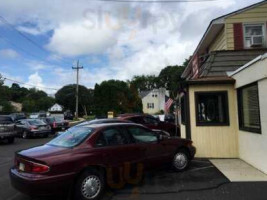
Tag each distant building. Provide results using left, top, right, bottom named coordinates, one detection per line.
left=140, top=88, right=169, bottom=114
left=48, top=103, right=63, bottom=112
left=10, top=101, right=22, bottom=112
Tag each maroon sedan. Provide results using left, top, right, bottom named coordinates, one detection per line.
left=10, top=123, right=195, bottom=200
left=118, top=114, right=179, bottom=136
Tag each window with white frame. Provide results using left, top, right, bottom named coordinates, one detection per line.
left=244, top=24, right=266, bottom=48
left=147, top=103, right=154, bottom=109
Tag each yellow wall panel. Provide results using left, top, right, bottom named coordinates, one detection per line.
left=189, top=84, right=239, bottom=158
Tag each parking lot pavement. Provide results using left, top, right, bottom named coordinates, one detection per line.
left=1, top=138, right=267, bottom=200
left=0, top=136, right=53, bottom=200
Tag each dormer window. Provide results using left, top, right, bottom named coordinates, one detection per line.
left=244, top=23, right=266, bottom=48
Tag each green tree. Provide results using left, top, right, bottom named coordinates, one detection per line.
left=129, top=75, right=158, bottom=91
left=94, top=80, right=142, bottom=116
left=55, top=84, right=93, bottom=116
left=22, top=99, right=36, bottom=113
left=157, top=65, right=185, bottom=99
left=36, top=96, right=55, bottom=111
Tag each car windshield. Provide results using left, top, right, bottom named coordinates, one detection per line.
left=28, top=120, right=46, bottom=125
left=46, top=118, right=55, bottom=123
left=47, top=127, right=94, bottom=148
left=55, top=117, right=63, bottom=122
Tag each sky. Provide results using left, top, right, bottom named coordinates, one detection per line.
left=0, top=0, right=262, bottom=94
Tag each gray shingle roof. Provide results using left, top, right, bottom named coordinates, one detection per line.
left=199, top=49, right=267, bottom=77
left=139, top=91, right=150, bottom=99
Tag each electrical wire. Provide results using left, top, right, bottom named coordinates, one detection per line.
left=2, top=76, right=59, bottom=91
left=0, top=15, right=71, bottom=66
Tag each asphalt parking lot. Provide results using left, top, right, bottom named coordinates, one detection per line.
left=1, top=136, right=267, bottom=200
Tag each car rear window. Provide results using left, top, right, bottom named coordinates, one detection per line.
left=48, top=127, right=94, bottom=148
left=28, top=120, right=46, bottom=125
left=0, top=116, right=13, bottom=123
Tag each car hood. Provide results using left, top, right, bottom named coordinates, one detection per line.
left=18, top=144, right=71, bottom=160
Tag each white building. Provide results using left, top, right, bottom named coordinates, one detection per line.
left=229, top=53, right=267, bottom=174
left=48, top=103, right=63, bottom=112
left=140, top=88, right=169, bottom=114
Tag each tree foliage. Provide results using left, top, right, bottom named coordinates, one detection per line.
left=130, top=65, right=186, bottom=99
left=55, top=84, right=94, bottom=116
left=94, top=80, right=142, bottom=116
left=157, top=65, right=185, bottom=98
left=0, top=74, right=55, bottom=113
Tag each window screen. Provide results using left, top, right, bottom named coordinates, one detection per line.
left=238, top=83, right=261, bottom=134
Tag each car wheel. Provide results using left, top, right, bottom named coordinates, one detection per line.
left=22, top=131, right=28, bottom=139
left=43, top=134, right=48, bottom=138
left=7, top=137, right=14, bottom=144
left=172, top=149, right=190, bottom=172
left=75, top=169, right=104, bottom=200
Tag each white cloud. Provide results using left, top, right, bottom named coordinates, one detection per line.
left=46, top=20, right=118, bottom=56
left=26, top=60, right=55, bottom=71
left=0, top=49, right=19, bottom=59
left=26, top=72, right=44, bottom=88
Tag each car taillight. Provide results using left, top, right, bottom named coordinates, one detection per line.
left=16, top=157, right=50, bottom=174
left=53, top=122, right=57, bottom=128
left=30, top=126, right=38, bottom=131
left=31, top=163, right=50, bottom=173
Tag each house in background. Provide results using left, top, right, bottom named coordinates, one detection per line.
left=179, top=0, right=267, bottom=173
left=140, top=88, right=170, bottom=114
left=48, top=103, right=63, bottom=112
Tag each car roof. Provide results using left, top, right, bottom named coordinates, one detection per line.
left=119, top=114, right=155, bottom=118
left=79, top=122, right=145, bottom=129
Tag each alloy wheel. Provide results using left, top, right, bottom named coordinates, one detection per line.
left=173, top=152, right=188, bottom=170
left=81, top=175, right=101, bottom=199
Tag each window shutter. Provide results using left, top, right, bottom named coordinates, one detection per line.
left=234, top=23, right=244, bottom=50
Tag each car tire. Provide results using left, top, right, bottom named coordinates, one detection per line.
left=22, top=131, right=28, bottom=139
left=172, top=149, right=190, bottom=172
left=43, top=134, right=48, bottom=138
left=7, top=137, right=15, bottom=144
left=74, top=169, right=105, bottom=200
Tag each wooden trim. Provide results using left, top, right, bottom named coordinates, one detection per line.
left=194, top=91, right=230, bottom=127
left=187, top=79, right=235, bottom=85
left=185, top=86, right=191, bottom=140
left=237, top=82, right=262, bottom=134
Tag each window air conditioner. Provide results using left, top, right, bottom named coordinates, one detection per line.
left=251, top=35, right=263, bottom=47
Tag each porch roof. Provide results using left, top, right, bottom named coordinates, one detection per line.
left=198, top=49, right=267, bottom=78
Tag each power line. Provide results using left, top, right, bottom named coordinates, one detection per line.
left=93, top=0, right=217, bottom=2
left=2, top=76, right=59, bottom=91
left=0, top=15, right=71, bottom=65
left=0, top=33, right=57, bottom=66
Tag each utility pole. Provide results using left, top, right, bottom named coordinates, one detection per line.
left=72, top=60, right=83, bottom=119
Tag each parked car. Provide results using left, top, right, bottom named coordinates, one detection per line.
left=41, top=117, right=69, bottom=134
left=15, top=119, right=51, bottom=139
left=118, top=114, right=179, bottom=136
left=29, top=113, right=47, bottom=119
left=77, top=119, right=170, bottom=136
left=9, top=113, right=26, bottom=122
left=10, top=123, right=195, bottom=199
left=164, top=114, right=175, bottom=123
left=76, top=118, right=132, bottom=127
left=0, top=115, right=16, bottom=143
left=64, top=111, right=74, bottom=120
